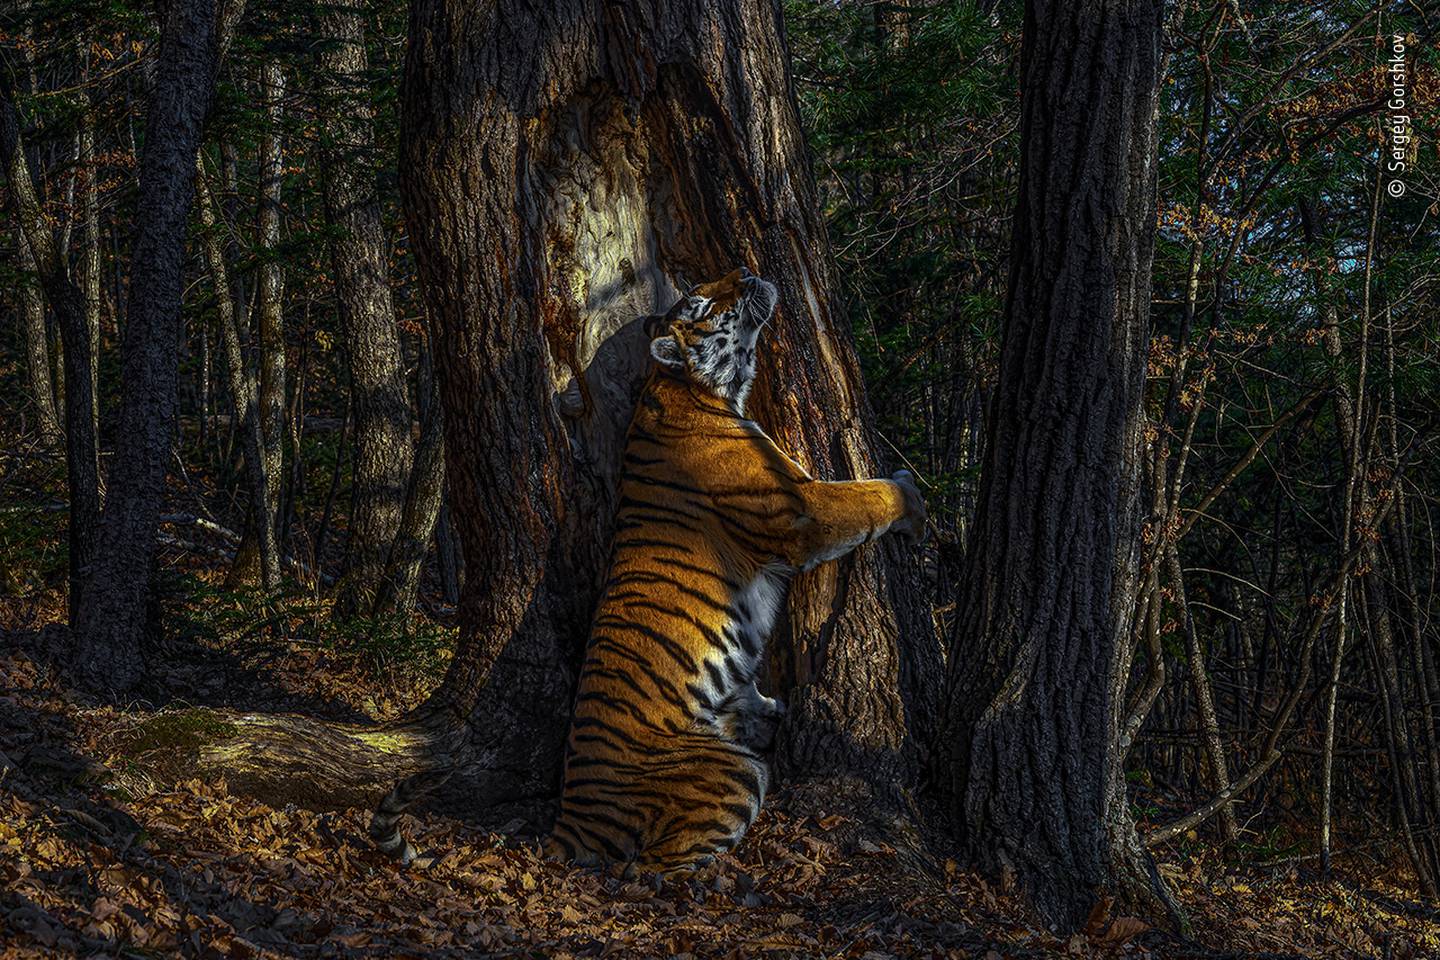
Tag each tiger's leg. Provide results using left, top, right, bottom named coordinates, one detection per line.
left=547, top=761, right=648, bottom=869
left=637, top=750, right=769, bottom=876
left=788, top=470, right=927, bottom=570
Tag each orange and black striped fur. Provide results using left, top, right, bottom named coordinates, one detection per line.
left=544, top=267, right=927, bottom=875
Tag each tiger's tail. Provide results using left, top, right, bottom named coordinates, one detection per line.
left=368, top=767, right=453, bottom=864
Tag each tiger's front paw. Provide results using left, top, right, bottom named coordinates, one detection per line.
left=891, top=470, right=928, bottom=544
left=737, top=708, right=784, bottom=752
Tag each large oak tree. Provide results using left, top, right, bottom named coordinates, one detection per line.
left=397, top=0, right=940, bottom=814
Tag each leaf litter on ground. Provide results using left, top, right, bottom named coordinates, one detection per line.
left=2, top=607, right=1438, bottom=959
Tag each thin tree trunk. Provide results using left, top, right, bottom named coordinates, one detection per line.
left=1165, top=543, right=1238, bottom=843
left=1365, top=573, right=1439, bottom=894
left=196, top=168, right=281, bottom=592
left=314, top=5, right=414, bottom=619
left=1311, top=161, right=1391, bottom=877
left=199, top=300, right=213, bottom=453
left=373, top=334, right=445, bottom=617
left=70, top=0, right=229, bottom=692
left=14, top=226, right=63, bottom=448
left=312, top=402, right=350, bottom=593
left=257, top=61, right=286, bottom=532
left=941, top=0, right=1171, bottom=930
left=77, top=41, right=102, bottom=436
left=231, top=63, right=288, bottom=581
left=282, top=305, right=310, bottom=566
left=2, top=79, right=102, bottom=624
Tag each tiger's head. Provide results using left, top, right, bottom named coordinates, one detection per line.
left=649, top=267, right=779, bottom=414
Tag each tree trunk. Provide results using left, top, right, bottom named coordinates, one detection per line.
left=196, top=168, right=281, bottom=592
left=1166, top=541, right=1238, bottom=843
left=134, top=0, right=934, bottom=830
left=374, top=334, right=445, bottom=617
left=256, top=61, right=286, bottom=520
left=940, top=0, right=1170, bottom=931
left=2, top=79, right=102, bottom=624
left=397, top=0, right=938, bottom=816
left=314, top=5, right=414, bottom=619
left=70, top=0, right=226, bottom=692
left=14, top=226, right=64, bottom=448
left=229, top=62, right=288, bottom=584
left=77, top=43, right=102, bottom=437
left=434, top=490, right=462, bottom=606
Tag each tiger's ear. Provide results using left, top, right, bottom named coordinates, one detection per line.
left=650, top=335, right=687, bottom=370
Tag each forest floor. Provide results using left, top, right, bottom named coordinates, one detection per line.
left=2, top=528, right=1439, bottom=957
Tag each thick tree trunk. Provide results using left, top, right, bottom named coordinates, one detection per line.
left=398, top=0, right=938, bottom=815
left=70, top=0, right=225, bottom=692
left=940, top=0, right=1169, bottom=931
left=138, top=0, right=934, bottom=830
left=314, top=6, right=414, bottom=618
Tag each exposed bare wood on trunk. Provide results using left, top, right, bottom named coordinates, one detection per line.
left=120, top=0, right=936, bottom=826
left=394, top=0, right=938, bottom=816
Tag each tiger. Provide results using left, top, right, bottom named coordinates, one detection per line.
left=543, top=266, right=927, bottom=876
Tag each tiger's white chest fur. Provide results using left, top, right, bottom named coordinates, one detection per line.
left=696, top=566, right=788, bottom=723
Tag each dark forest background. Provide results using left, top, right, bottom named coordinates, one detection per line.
left=2, top=0, right=1439, bottom=953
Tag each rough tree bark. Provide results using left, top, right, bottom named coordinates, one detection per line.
left=255, top=61, right=286, bottom=528
left=314, top=4, right=415, bottom=619
left=77, top=42, right=102, bottom=436
left=70, top=0, right=227, bottom=692
left=172, top=0, right=939, bottom=825
left=940, top=0, right=1171, bottom=931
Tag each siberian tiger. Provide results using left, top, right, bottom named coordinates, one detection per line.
left=544, top=266, right=927, bottom=876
